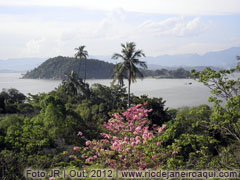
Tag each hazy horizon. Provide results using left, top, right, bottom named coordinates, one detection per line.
left=0, top=0, right=239, bottom=60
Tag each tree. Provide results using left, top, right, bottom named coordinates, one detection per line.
left=111, top=63, right=126, bottom=87
left=62, top=70, right=90, bottom=99
left=71, top=104, right=169, bottom=170
left=74, top=46, right=89, bottom=82
left=191, top=57, right=240, bottom=146
left=112, top=42, right=147, bottom=107
left=0, top=88, right=26, bottom=113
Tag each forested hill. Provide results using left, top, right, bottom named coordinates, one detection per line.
left=23, top=56, right=193, bottom=79
left=23, top=56, right=115, bottom=79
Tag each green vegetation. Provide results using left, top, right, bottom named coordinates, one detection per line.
left=74, top=45, right=89, bottom=82
left=23, top=57, right=193, bottom=80
left=23, top=56, right=114, bottom=79
left=144, top=67, right=193, bottom=79
left=0, top=73, right=170, bottom=179
left=2, top=40, right=239, bottom=179
left=0, top=58, right=239, bottom=179
left=112, top=42, right=147, bottom=106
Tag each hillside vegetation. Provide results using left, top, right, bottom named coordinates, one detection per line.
left=23, top=56, right=192, bottom=79
left=23, top=56, right=114, bottom=79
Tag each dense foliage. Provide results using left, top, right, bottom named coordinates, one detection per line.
left=143, top=67, right=193, bottom=79
left=0, top=72, right=170, bottom=179
left=71, top=104, right=170, bottom=170
left=0, top=60, right=239, bottom=179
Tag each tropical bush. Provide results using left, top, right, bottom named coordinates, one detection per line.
left=71, top=104, right=170, bottom=170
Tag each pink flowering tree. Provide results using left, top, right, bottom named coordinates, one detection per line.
left=71, top=104, right=171, bottom=170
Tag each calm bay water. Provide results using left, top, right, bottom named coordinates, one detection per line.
left=0, top=73, right=211, bottom=108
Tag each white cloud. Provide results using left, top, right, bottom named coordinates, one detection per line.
left=0, top=0, right=239, bottom=15
left=134, top=17, right=209, bottom=37
left=0, top=2, right=238, bottom=59
left=22, top=38, right=45, bottom=57
left=60, top=8, right=131, bottom=41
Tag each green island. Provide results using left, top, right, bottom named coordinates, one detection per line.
left=23, top=56, right=193, bottom=80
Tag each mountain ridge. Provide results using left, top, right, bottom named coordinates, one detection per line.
left=91, top=46, right=240, bottom=68
left=0, top=47, right=239, bottom=72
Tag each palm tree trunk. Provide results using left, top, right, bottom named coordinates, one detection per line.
left=128, top=70, right=131, bottom=107
left=84, top=58, right=87, bottom=82
left=78, top=59, right=81, bottom=79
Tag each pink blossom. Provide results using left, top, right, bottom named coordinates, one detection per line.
left=112, top=142, right=118, bottom=147
left=144, top=129, right=148, bottom=134
left=136, top=140, right=141, bottom=145
left=73, top=146, right=80, bottom=151
left=86, top=140, right=91, bottom=146
left=69, top=155, right=76, bottom=159
left=72, top=104, right=169, bottom=170
left=152, top=155, right=157, bottom=159
left=100, top=149, right=104, bottom=153
left=113, top=136, right=118, bottom=140
left=77, top=131, right=83, bottom=136
left=125, top=148, right=130, bottom=152
left=158, top=128, right=163, bottom=134
left=49, top=178, right=55, bottom=180
left=142, top=134, right=148, bottom=140
left=136, top=104, right=142, bottom=108
left=86, top=157, right=93, bottom=162
left=135, top=136, right=141, bottom=141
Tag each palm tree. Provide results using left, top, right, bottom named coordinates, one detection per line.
left=112, top=42, right=147, bottom=107
left=62, top=70, right=79, bottom=96
left=62, top=70, right=91, bottom=98
left=111, top=63, right=127, bottom=87
left=74, top=46, right=89, bottom=82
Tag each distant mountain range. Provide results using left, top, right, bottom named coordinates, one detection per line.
left=0, top=58, right=46, bottom=73
left=0, top=47, right=239, bottom=73
left=143, top=47, right=240, bottom=68
left=92, top=47, right=240, bottom=69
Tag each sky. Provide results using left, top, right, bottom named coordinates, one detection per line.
left=0, top=0, right=240, bottom=59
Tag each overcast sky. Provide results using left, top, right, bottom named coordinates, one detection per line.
left=0, top=0, right=239, bottom=59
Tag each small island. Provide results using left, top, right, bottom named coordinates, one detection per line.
left=23, top=56, right=193, bottom=80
